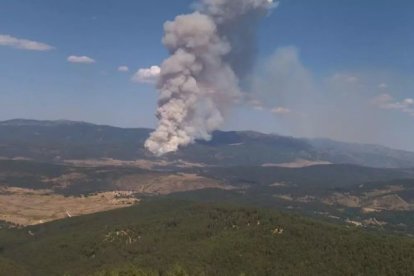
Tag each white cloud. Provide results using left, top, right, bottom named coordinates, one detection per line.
left=118, top=66, right=129, bottom=72
left=0, top=34, right=54, bottom=51
left=67, top=55, right=96, bottom=64
left=403, top=98, right=414, bottom=106
left=271, top=107, right=291, bottom=115
left=131, top=65, right=161, bottom=84
left=372, top=93, right=414, bottom=116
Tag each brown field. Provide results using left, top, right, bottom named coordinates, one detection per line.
left=262, top=159, right=332, bottom=168
left=0, top=171, right=233, bottom=226
left=115, top=173, right=234, bottom=195
left=64, top=158, right=205, bottom=169
left=0, top=187, right=138, bottom=226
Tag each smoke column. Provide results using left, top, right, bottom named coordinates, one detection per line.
left=145, top=0, right=275, bottom=156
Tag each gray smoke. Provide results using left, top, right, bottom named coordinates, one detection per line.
left=145, top=0, right=275, bottom=156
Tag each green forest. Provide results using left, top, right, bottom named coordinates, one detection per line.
left=1, top=200, right=413, bottom=275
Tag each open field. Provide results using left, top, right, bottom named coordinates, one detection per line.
left=115, top=173, right=234, bottom=194
left=0, top=160, right=233, bottom=225
left=262, top=159, right=332, bottom=168
left=0, top=187, right=138, bottom=226
left=64, top=158, right=205, bottom=169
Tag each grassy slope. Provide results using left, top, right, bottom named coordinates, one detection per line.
left=0, top=200, right=413, bottom=275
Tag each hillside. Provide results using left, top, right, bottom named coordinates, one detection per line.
left=0, top=200, right=413, bottom=275
left=1, top=159, right=414, bottom=231
left=1, top=119, right=414, bottom=168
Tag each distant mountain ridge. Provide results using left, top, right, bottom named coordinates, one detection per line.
left=0, top=119, right=95, bottom=127
left=1, top=119, right=414, bottom=168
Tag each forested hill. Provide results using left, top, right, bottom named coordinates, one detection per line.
left=1, top=119, right=414, bottom=168
left=0, top=200, right=413, bottom=275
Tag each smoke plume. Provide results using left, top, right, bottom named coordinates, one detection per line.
left=145, top=0, right=275, bottom=156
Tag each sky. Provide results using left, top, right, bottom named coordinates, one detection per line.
left=0, top=0, right=413, bottom=151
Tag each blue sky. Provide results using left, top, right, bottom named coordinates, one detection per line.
left=0, top=0, right=413, bottom=150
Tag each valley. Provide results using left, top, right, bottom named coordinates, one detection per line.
left=0, top=157, right=413, bottom=234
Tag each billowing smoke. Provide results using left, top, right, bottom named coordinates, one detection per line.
left=145, top=0, right=275, bottom=156
left=132, top=65, right=161, bottom=84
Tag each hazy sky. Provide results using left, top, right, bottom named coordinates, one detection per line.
left=0, top=0, right=413, bottom=150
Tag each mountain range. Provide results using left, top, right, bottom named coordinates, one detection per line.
left=1, top=119, right=414, bottom=168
